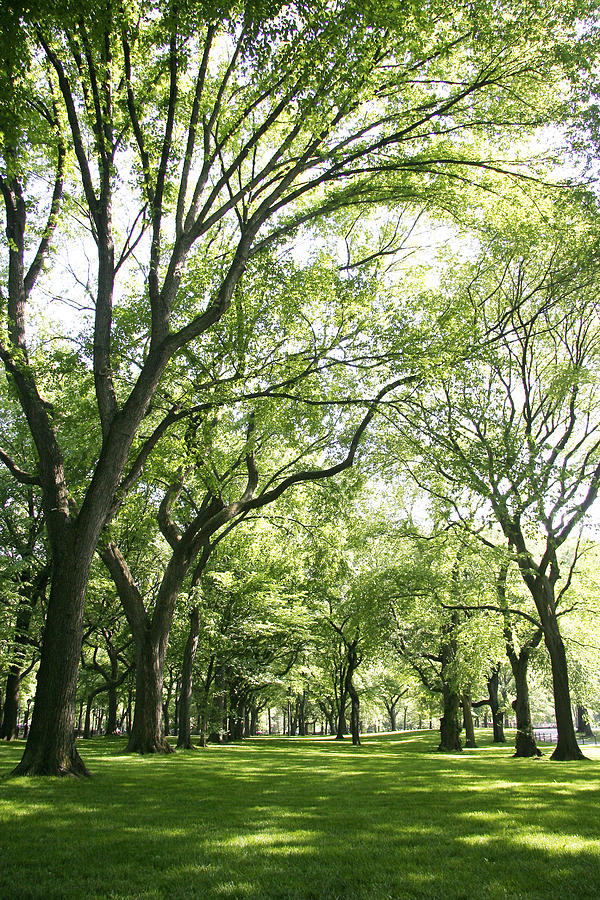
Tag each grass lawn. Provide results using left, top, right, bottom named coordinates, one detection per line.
left=1, top=730, right=599, bottom=899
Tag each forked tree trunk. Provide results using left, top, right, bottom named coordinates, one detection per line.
left=438, top=682, right=462, bottom=752
left=177, top=607, right=200, bottom=749
left=387, top=703, right=397, bottom=732
left=510, top=541, right=584, bottom=761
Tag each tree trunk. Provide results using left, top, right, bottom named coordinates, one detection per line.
left=462, top=688, right=477, bottom=748
left=544, top=622, right=585, bottom=760
left=335, top=672, right=348, bottom=740
left=511, top=542, right=584, bottom=760
left=505, top=632, right=541, bottom=758
left=297, top=692, right=306, bottom=736
left=105, top=684, right=118, bottom=736
left=162, top=666, right=175, bottom=737
left=511, top=653, right=541, bottom=757
left=384, top=699, right=398, bottom=732
left=389, top=706, right=397, bottom=732
left=488, top=665, right=506, bottom=743
left=84, top=695, right=94, bottom=739
left=438, top=683, right=462, bottom=752
left=177, top=607, right=200, bottom=749
left=12, top=550, right=90, bottom=776
left=576, top=705, right=594, bottom=737
left=127, top=636, right=172, bottom=754
left=0, top=670, right=20, bottom=740
left=348, top=677, right=361, bottom=746
left=1, top=584, right=39, bottom=740
left=198, top=658, right=216, bottom=747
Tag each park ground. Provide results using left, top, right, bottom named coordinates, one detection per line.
left=0, top=730, right=599, bottom=899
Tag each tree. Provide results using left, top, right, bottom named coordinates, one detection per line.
left=0, top=0, right=592, bottom=775
left=0, top=471, right=46, bottom=740
left=382, top=530, right=504, bottom=752
left=394, top=229, right=600, bottom=759
left=497, top=560, right=543, bottom=757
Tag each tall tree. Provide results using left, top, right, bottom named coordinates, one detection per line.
left=394, top=230, right=600, bottom=759
left=0, top=0, right=592, bottom=775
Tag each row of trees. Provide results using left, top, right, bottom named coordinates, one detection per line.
left=1, top=0, right=600, bottom=774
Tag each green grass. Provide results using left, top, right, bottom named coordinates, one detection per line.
left=1, top=730, right=599, bottom=899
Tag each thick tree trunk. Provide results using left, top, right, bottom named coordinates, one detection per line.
left=105, top=684, right=118, bottom=735
left=511, top=540, right=584, bottom=760
left=177, top=607, right=200, bottom=749
left=438, top=683, right=462, bottom=752
left=12, top=550, right=90, bottom=776
left=576, top=705, right=594, bottom=737
left=127, top=637, right=172, bottom=754
left=0, top=670, right=20, bottom=740
left=1, top=584, right=39, bottom=740
left=388, top=705, right=397, bottom=732
left=230, top=702, right=245, bottom=740
left=462, top=688, right=477, bottom=748
left=511, top=654, right=541, bottom=757
left=544, top=623, right=585, bottom=760
left=297, top=692, right=307, bottom=736
left=505, top=633, right=541, bottom=757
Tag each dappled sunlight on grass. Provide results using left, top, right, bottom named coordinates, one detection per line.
left=1, top=730, right=600, bottom=898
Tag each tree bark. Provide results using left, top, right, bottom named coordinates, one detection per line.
left=487, top=664, right=506, bottom=743
left=334, top=661, right=349, bottom=740
left=347, top=677, right=361, bottom=746
left=438, top=682, right=462, bottom=752
left=505, top=625, right=541, bottom=758
left=507, top=533, right=585, bottom=760
left=511, top=654, right=541, bottom=757
left=127, top=634, right=173, bottom=754
left=12, top=547, right=90, bottom=776
left=461, top=687, right=477, bottom=748
left=106, top=684, right=118, bottom=736
left=0, top=671, right=20, bottom=741
left=387, top=704, right=397, bottom=732
left=576, top=705, right=594, bottom=737
left=1, top=584, right=39, bottom=740
left=177, top=606, right=200, bottom=749
left=544, top=621, right=585, bottom=760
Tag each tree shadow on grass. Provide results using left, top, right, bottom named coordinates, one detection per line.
left=1, top=733, right=599, bottom=899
